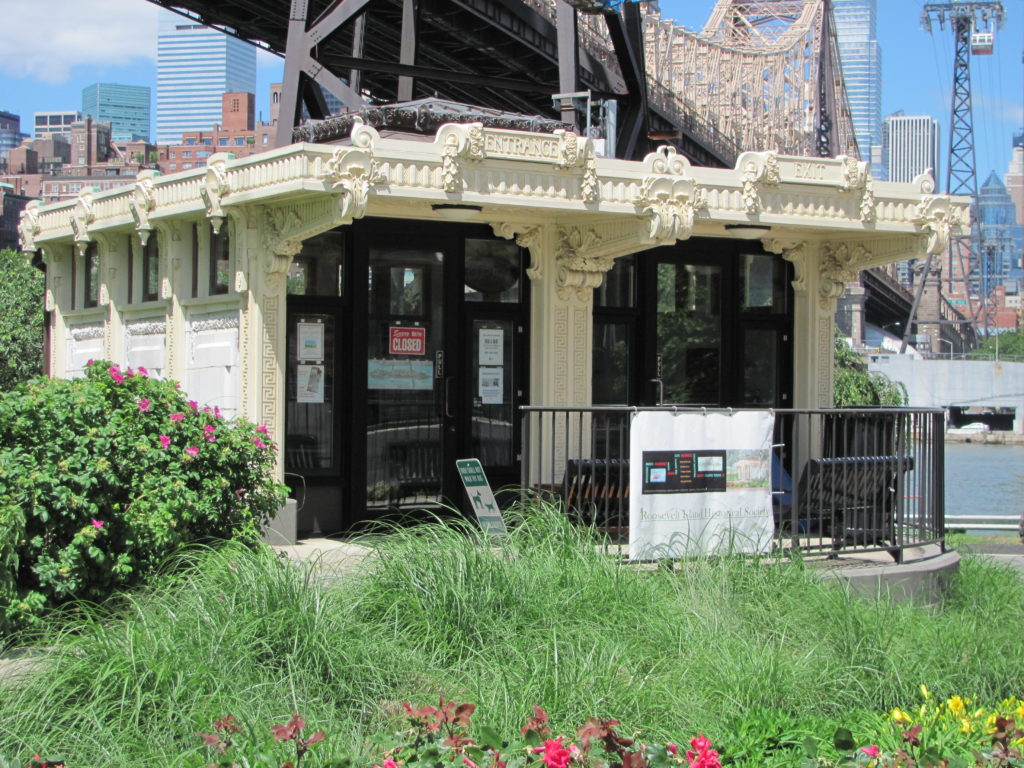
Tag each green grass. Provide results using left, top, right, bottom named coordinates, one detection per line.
left=1, top=502, right=1023, bottom=767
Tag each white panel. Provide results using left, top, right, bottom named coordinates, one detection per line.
left=66, top=336, right=104, bottom=378
left=185, top=319, right=240, bottom=419
left=126, top=334, right=167, bottom=378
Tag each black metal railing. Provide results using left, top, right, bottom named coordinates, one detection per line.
left=520, top=406, right=946, bottom=561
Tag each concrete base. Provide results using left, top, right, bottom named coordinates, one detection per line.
left=816, top=547, right=961, bottom=605
left=262, top=498, right=298, bottom=546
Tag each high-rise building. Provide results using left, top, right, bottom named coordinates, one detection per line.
left=978, top=170, right=1023, bottom=294
left=0, top=111, right=28, bottom=156
left=156, top=13, right=256, bottom=144
left=82, top=84, right=151, bottom=142
left=34, top=111, right=83, bottom=139
left=1006, top=132, right=1024, bottom=228
left=883, top=113, right=940, bottom=184
left=832, top=0, right=883, bottom=178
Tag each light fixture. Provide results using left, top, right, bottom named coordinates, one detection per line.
left=431, top=203, right=483, bottom=219
left=723, top=223, right=772, bottom=240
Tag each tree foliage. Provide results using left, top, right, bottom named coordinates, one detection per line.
left=0, top=248, right=44, bottom=390
left=833, top=332, right=907, bottom=407
left=971, top=330, right=1024, bottom=360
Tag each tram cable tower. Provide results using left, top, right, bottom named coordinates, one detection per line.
left=903, top=1, right=1004, bottom=352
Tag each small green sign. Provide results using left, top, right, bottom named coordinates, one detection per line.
left=456, top=458, right=507, bottom=537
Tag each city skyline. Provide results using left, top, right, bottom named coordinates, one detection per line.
left=0, top=0, right=1020, bottom=183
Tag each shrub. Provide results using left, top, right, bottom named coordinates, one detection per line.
left=0, top=248, right=44, bottom=391
left=0, top=361, right=286, bottom=635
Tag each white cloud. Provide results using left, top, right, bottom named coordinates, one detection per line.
left=1, top=0, right=158, bottom=83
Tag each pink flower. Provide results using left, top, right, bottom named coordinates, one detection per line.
left=685, top=736, right=720, bottom=768
left=109, top=364, right=120, bottom=374
left=463, top=759, right=478, bottom=768
left=137, top=366, right=148, bottom=377
left=125, top=367, right=135, bottom=378
left=374, top=761, right=398, bottom=768
left=86, top=359, right=93, bottom=367
left=159, top=434, right=171, bottom=450
left=138, top=398, right=151, bottom=413
left=170, top=413, right=185, bottom=422
left=185, top=445, right=199, bottom=458
left=256, top=424, right=269, bottom=434
left=252, top=437, right=267, bottom=450
left=214, top=405, right=222, bottom=419
left=109, top=365, right=125, bottom=385
left=188, top=400, right=199, bottom=411
left=204, top=424, right=216, bottom=442
left=234, top=489, right=246, bottom=499
left=667, top=745, right=678, bottom=756
left=91, top=519, right=104, bottom=530
left=533, top=738, right=571, bottom=768
left=860, top=745, right=880, bottom=758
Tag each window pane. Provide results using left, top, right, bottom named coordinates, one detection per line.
left=84, top=244, right=99, bottom=308
left=288, top=229, right=345, bottom=297
left=593, top=320, right=631, bottom=404
left=656, top=262, right=721, bottom=404
left=595, top=255, right=635, bottom=308
left=143, top=237, right=160, bottom=301
left=740, top=253, right=787, bottom=313
left=472, top=319, right=515, bottom=466
left=464, top=239, right=520, bottom=303
left=209, top=226, right=229, bottom=295
left=742, top=328, right=778, bottom=406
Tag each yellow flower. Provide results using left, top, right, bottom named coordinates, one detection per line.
left=891, top=708, right=912, bottom=724
left=1015, top=703, right=1024, bottom=721
left=949, top=696, right=966, bottom=717
left=921, top=684, right=931, bottom=700
left=960, top=719, right=973, bottom=734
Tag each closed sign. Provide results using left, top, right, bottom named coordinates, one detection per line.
left=389, top=326, right=426, bottom=355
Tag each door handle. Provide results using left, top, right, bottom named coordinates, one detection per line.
left=650, top=378, right=664, bottom=406
left=444, top=376, right=456, bottom=418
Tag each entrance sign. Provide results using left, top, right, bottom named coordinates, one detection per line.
left=456, top=458, right=507, bottom=537
left=389, top=326, right=426, bottom=355
left=628, top=410, right=774, bottom=560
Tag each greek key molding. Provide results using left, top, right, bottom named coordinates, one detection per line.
left=260, top=294, right=281, bottom=442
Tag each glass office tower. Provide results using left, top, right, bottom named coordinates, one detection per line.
left=832, top=0, right=883, bottom=178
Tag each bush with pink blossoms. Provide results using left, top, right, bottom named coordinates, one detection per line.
left=0, top=361, right=285, bottom=635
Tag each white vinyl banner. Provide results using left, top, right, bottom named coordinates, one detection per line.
left=628, top=410, right=775, bottom=560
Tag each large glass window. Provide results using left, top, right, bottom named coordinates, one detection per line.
left=83, top=243, right=99, bottom=309
left=209, top=225, right=230, bottom=295
left=656, top=262, right=721, bottom=405
left=142, top=236, right=160, bottom=302
left=285, top=315, right=337, bottom=474
left=463, top=239, right=521, bottom=303
left=288, top=230, right=346, bottom=297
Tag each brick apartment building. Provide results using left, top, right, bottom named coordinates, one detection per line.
left=160, top=92, right=276, bottom=174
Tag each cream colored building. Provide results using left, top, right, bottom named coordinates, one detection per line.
left=19, top=121, right=966, bottom=534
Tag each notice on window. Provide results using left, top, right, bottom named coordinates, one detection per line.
left=389, top=326, right=426, bottom=355
left=368, top=359, right=433, bottom=390
left=479, top=328, right=504, bottom=366
left=296, top=364, right=325, bottom=403
left=296, top=322, right=324, bottom=362
left=479, top=367, right=503, bottom=404
left=628, top=410, right=774, bottom=560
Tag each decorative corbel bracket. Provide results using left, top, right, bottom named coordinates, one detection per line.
left=734, top=150, right=780, bottom=215
left=819, top=242, right=871, bottom=311
left=763, top=239, right=808, bottom=295
left=18, top=200, right=42, bottom=253
left=836, top=155, right=876, bottom=222
left=490, top=222, right=543, bottom=279
left=199, top=153, right=235, bottom=234
left=556, top=226, right=608, bottom=300
left=129, top=169, right=161, bottom=245
left=70, top=193, right=95, bottom=255
left=633, top=148, right=706, bottom=246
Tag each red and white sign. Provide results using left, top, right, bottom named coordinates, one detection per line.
left=389, top=326, right=426, bottom=355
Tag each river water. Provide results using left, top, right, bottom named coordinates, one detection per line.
left=945, top=442, right=1024, bottom=530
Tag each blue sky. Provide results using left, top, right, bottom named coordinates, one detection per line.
left=0, top=0, right=1020, bottom=186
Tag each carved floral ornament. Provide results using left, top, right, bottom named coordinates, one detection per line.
left=490, top=222, right=542, bottom=279
left=199, top=154, right=233, bottom=234
left=762, top=239, right=807, bottom=295
left=555, top=226, right=610, bottom=300
left=819, top=241, right=872, bottom=310
left=70, top=193, right=95, bottom=255
left=914, top=194, right=967, bottom=256
left=736, top=150, right=780, bottom=214
left=129, top=170, right=160, bottom=245
left=18, top=200, right=42, bottom=252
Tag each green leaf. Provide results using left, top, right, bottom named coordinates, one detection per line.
left=477, top=725, right=504, bottom=750
left=832, top=728, right=855, bottom=752
left=801, top=736, right=818, bottom=759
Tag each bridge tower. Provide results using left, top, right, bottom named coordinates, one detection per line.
left=904, top=1, right=1005, bottom=349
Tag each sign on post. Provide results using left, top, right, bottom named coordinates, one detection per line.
left=456, top=458, right=507, bottom=537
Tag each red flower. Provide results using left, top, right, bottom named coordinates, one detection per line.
left=860, top=745, right=880, bottom=758
left=138, top=398, right=151, bottom=413
left=91, top=519, right=104, bottom=530
left=185, top=445, right=199, bottom=458
left=159, top=434, right=170, bottom=450
left=533, top=738, right=571, bottom=768
left=685, top=735, right=720, bottom=768
left=667, top=744, right=678, bottom=756
left=170, top=413, right=185, bottom=422
left=204, top=424, right=216, bottom=442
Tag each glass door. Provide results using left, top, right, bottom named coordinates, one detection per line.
left=364, top=244, right=446, bottom=510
